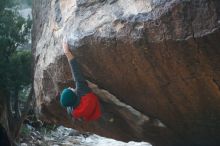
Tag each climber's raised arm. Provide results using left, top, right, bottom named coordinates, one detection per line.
left=63, top=42, right=75, bottom=61
left=62, top=42, right=91, bottom=96
left=60, top=41, right=101, bottom=122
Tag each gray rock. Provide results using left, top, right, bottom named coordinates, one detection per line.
left=20, top=143, right=28, bottom=146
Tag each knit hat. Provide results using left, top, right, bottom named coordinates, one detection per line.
left=60, top=88, right=80, bottom=108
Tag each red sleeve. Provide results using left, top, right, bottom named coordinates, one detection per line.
left=73, top=93, right=101, bottom=121
left=86, top=99, right=101, bottom=121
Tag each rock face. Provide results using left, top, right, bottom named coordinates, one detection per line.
left=32, top=0, right=220, bottom=146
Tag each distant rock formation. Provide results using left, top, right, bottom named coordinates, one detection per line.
left=32, top=0, right=220, bottom=146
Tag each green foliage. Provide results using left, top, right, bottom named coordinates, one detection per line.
left=8, top=51, right=32, bottom=90
left=0, top=0, right=32, bottom=9
left=0, top=0, right=32, bottom=91
left=0, top=0, right=32, bottom=142
left=15, top=0, right=32, bottom=7
left=20, top=124, right=31, bottom=136
left=0, top=11, right=26, bottom=59
left=0, top=0, right=14, bottom=11
left=23, top=0, right=32, bottom=6
left=19, top=85, right=31, bottom=102
left=40, top=124, right=58, bottom=135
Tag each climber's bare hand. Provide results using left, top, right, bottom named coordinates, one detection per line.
left=63, top=41, right=74, bottom=60
left=63, top=42, right=71, bottom=54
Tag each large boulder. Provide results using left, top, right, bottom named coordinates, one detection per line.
left=32, top=0, right=220, bottom=146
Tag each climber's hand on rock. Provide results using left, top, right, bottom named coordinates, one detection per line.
left=63, top=41, right=74, bottom=61
left=63, top=41, right=70, bottom=54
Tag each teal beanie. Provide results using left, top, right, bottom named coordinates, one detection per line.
left=60, top=88, right=79, bottom=108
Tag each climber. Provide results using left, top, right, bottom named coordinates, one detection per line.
left=59, top=41, right=101, bottom=122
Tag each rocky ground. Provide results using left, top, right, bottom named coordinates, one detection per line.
left=19, top=125, right=151, bottom=146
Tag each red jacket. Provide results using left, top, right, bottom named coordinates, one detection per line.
left=72, top=92, right=101, bottom=121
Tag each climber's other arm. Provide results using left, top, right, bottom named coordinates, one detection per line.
left=62, top=42, right=91, bottom=96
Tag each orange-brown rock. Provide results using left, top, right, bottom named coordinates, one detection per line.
left=32, top=0, right=220, bottom=145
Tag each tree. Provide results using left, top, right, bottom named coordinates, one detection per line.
left=0, top=0, right=13, bottom=11
left=0, top=10, right=28, bottom=87
left=0, top=0, right=33, bottom=144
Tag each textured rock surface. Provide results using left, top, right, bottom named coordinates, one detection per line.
left=32, top=0, right=220, bottom=146
left=20, top=125, right=151, bottom=146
